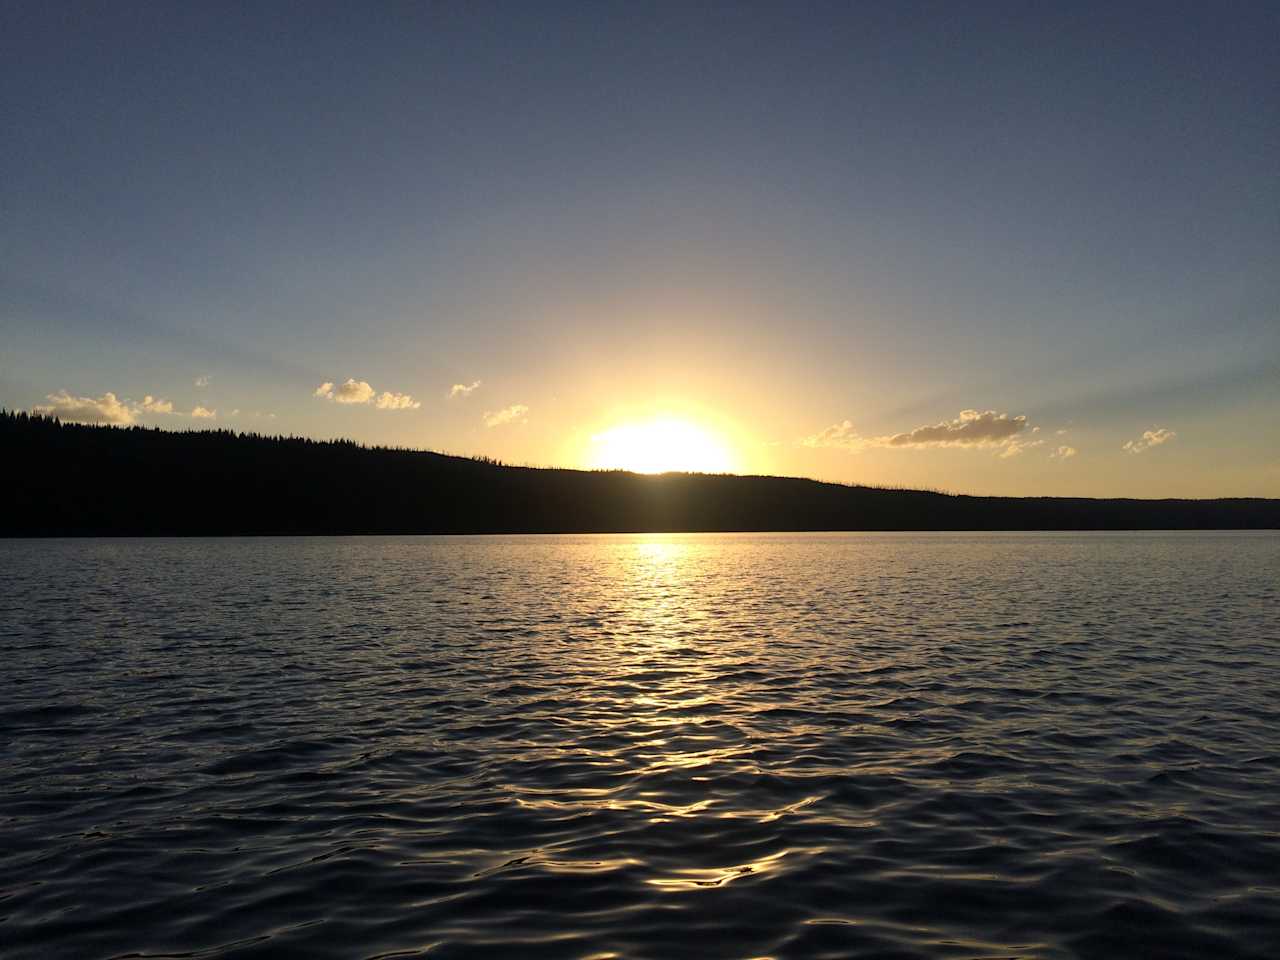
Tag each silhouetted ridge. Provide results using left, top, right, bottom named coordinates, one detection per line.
left=2, top=412, right=1276, bottom=534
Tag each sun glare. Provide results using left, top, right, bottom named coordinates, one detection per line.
left=588, top=418, right=737, bottom=474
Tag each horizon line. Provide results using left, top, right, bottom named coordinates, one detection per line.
left=7, top=410, right=1275, bottom=505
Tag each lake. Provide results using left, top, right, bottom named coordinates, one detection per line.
left=2, top=533, right=1278, bottom=959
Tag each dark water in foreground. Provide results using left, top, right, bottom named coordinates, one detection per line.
left=2, top=533, right=1279, bottom=959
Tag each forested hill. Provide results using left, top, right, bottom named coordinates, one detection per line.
left=2, top=412, right=1277, bottom=535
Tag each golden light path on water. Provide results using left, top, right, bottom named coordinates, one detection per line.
left=511, top=537, right=827, bottom=896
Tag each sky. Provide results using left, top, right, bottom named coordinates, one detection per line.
left=3, top=1, right=1277, bottom=497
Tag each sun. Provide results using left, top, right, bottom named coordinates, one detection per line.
left=587, top=417, right=737, bottom=474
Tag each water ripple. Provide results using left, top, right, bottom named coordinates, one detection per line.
left=1, top=532, right=1278, bottom=959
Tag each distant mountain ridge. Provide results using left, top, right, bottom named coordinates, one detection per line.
left=2, top=411, right=1277, bottom=535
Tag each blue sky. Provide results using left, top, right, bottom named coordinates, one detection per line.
left=3, top=2, right=1277, bottom=495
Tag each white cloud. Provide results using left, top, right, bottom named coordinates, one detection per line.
left=375, top=390, right=421, bottom=410
left=315, top=378, right=417, bottom=410
left=33, top=390, right=137, bottom=425
left=1051, top=445, right=1078, bottom=459
left=140, top=395, right=174, bottom=414
left=449, top=380, right=481, bottom=399
left=332, top=379, right=375, bottom=404
left=483, top=404, right=529, bottom=427
left=195, top=375, right=211, bottom=388
left=32, top=389, right=242, bottom=425
left=315, top=378, right=379, bottom=403
left=1123, top=427, right=1176, bottom=453
left=883, top=409, right=1029, bottom=448
left=801, top=409, right=1034, bottom=457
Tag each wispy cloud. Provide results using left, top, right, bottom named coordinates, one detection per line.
left=998, top=437, right=1044, bottom=459
left=314, top=378, right=419, bottom=410
left=802, top=409, right=1035, bottom=457
left=449, top=380, right=481, bottom=399
left=1123, top=427, right=1176, bottom=453
left=800, top=420, right=866, bottom=451
left=483, top=404, right=528, bottom=427
left=1051, top=445, right=1078, bottom=459
left=191, top=406, right=216, bottom=418
left=33, top=390, right=137, bottom=425
left=237, top=410, right=276, bottom=420
left=194, top=375, right=211, bottom=388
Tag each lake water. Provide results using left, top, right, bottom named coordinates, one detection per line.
left=2, top=533, right=1279, bottom=959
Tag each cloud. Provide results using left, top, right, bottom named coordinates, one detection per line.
left=333, top=379, right=375, bottom=404
left=1051, top=445, right=1078, bottom=459
left=883, top=409, right=1029, bottom=448
left=1123, top=427, right=1176, bottom=453
left=140, top=395, right=174, bottom=414
left=449, top=380, right=481, bottom=399
left=800, top=420, right=868, bottom=451
left=317, top=378, right=376, bottom=404
left=483, top=404, right=529, bottom=427
left=998, top=437, right=1044, bottom=459
left=316, top=379, right=362, bottom=402
left=375, top=391, right=421, bottom=410
left=801, top=409, right=1034, bottom=457
left=194, top=375, right=211, bottom=388
left=33, top=390, right=137, bottom=425
left=33, top=389, right=235, bottom=425
left=314, top=378, right=418, bottom=410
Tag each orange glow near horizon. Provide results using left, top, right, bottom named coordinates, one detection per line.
left=586, top=417, right=738, bottom=474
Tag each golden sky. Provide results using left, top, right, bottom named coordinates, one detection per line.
left=6, top=5, right=1277, bottom=497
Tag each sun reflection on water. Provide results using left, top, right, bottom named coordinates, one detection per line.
left=547, top=536, right=818, bottom=892
left=646, top=848, right=791, bottom=890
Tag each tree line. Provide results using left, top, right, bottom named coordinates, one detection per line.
left=2, top=411, right=1276, bottom=535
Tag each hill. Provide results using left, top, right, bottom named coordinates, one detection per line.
left=2, top=411, right=1276, bottom=535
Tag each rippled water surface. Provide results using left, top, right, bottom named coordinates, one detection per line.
left=3, top=533, right=1279, bottom=959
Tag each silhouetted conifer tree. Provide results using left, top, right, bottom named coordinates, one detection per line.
left=0, top=411, right=1275, bottom=535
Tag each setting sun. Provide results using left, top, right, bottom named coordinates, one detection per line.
left=587, top=418, right=737, bottom=474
